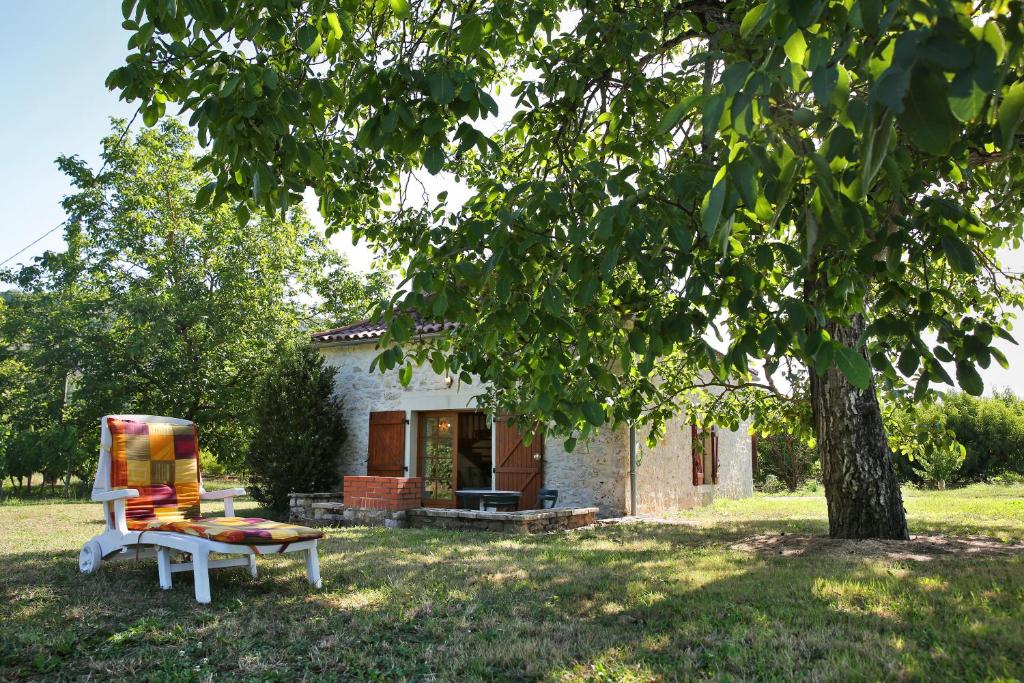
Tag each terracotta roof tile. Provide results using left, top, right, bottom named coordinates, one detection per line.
left=311, top=311, right=456, bottom=344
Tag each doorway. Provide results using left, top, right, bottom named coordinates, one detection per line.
left=417, top=411, right=493, bottom=507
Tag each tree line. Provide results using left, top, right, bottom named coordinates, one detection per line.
left=0, top=121, right=387, bottom=498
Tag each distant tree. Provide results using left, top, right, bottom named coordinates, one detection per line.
left=244, top=344, right=346, bottom=511
left=0, top=120, right=386, bottom=478
left=939, top=390, right=1024, bottom=479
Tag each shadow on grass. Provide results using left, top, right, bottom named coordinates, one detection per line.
left=2, top=519, right=1023, bottom=681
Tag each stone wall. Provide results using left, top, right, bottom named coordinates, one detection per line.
left=406, top=507, right=598, bottom=533
left=543, top=427, right=630, bottom=517
left=289, top=492, right=342, bottom=524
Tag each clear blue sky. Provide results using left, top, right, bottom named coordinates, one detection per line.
left=1, top=2, right=1022, bottom=395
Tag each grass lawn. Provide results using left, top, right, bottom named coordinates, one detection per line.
left=1, top=485, right=1022, bottom=681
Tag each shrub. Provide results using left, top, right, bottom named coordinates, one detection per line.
left=886, top=399, right=965, bottom=489
left=755, top=433, right=818, bottom=492
left=244, top=344, right=346, bottom=510
left=199, top=451, right=227, bottom=479
left=761, top=475, right=787, bottom=494
left=941, top=391, right=1024, bottom=479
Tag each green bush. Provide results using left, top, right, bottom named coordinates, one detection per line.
left=760, top=474, right=787, bottom=494
left=941, top=391, right=1024, bottom=479
left=755, top=433, right=818, bottom=492
left=244, top=344, right=346, bottom=510
left=199, top=451, right=228, bottom=479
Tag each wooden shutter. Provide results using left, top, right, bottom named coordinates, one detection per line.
left=367, top=411, right=406, bottom=477
left=691, top=425, right=704, bottom=486
left=494, top=416, right=543, bottom=509
left=751, top=434, right=758, bottom=477
left=711, top=427, right=720, bottom=485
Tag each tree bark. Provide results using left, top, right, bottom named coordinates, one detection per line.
left=810, top=315, right=910, bottom=539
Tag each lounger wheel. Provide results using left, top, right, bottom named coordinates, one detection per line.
left=79, top=540, right=103, bottom=574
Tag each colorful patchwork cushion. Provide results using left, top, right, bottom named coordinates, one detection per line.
left=108, top=418, right=201, bottom=525
left=132, top=517, right=324, bottom=544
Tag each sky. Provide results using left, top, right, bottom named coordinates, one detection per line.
left=1, top=2, right=1023, bottom=395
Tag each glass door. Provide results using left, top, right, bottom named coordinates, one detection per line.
left=418, top=413, right=457, bottom=507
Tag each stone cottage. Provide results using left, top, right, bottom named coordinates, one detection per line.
left=312, top=317, right=754, bottom=517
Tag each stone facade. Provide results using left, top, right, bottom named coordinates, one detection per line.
left=316, top=339, right=752, bottom=518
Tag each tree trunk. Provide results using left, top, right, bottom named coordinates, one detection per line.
left=810, top=315, right=909, bottom=540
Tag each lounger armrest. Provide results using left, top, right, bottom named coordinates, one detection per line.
left=201, top=487, right=246, bottom=516
left=200, top=488, right=246, bottom=500
left=92, top=489, right=140, bottom=502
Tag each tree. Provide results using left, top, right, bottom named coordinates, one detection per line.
left=1, top=120, right=384, bottom=474
left=244, top=344, right=346, bottom=511
left=110, top=1, right=1024, bottom=537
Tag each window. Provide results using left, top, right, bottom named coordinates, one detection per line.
left=691, top=425, right=719, bottom=486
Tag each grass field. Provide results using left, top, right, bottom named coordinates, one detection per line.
left=1, top=485, right=1022, bottom=681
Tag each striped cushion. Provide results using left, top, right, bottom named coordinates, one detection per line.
left=132, top=517, right=324, bottom=544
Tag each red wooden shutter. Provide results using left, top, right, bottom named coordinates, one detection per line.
left=494, top=416, right=543, bottom=509
left=711, top=427, right=720, bottom=485
left=691, top=425, right=704, bottom=486
left=367, top=411, right=406, bottom=477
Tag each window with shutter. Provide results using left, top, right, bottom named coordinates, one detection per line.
left=692, top=425, right=719, bottom=486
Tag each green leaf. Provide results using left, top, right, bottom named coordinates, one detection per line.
left=701, top=179, right=727, bottom=237
left=399, top=363, right=413, bottom=387
left=423, top=145, right=444, bottom=174
left=390, top=0, right=411, bottom=19
left=940, top=234, right=977, bottom=274
left=702, top=93, right=726, bottom=136
left=897, top=347, right=920, bottom=376
left=730, top=159, right=757, bottom=208
left=262, top=67, right=279, bottom=90
left=428, top=73, right=456, bottom=105
left=835, top=346, right=872, bottom=390
left=784, top=31, right=807, bottom=66
left=460, top=15, right=483, bottom=52
left=739, top=3, right=769, bottom=39
left=872, top=67, right=910, bottom=114
left=582, top=401, right=605, bottom=427
left=195, top=181, right=217, bottom=208
left=948, top=70, right=987, bottom=123
left=998, top=80, right=1024, bottom=150
left=898, top=67, right=958, bottom=155
left=657, top=95, right=701, bottom=135
left=956, top=361, right=984, bottom=396
left=721, top=62, right=751, bottom=97
left=326, top=12, right=343, bottom=39
left=296, top=24, right=318, bottom=50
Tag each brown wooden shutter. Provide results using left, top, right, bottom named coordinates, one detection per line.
left=751, top=433, right=758, bottom=477
left=691, top=425, right=704, bottom=486
left=367, top=411, right=406, bottom=477
left=494, top=416, right=543, bottom=509
left=711, top=427, right=720, bottom=485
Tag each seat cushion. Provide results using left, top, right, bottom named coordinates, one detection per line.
left=130, top=516, right=324, bottom=544
left=107, top=418, right=201, bottom=524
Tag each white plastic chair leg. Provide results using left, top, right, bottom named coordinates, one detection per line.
left=248, top=553, right=258, bottom=578
left=192, top=549, right=211, bottom=603
left=157, top=547, right=172, bottom=590
left=305, top=546, right=322, bottom=588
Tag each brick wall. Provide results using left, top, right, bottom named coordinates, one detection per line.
left=343, top=476, right=421, bottom=511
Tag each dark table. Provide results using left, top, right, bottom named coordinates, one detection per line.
left=455, top=489, right=521, bottom=511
